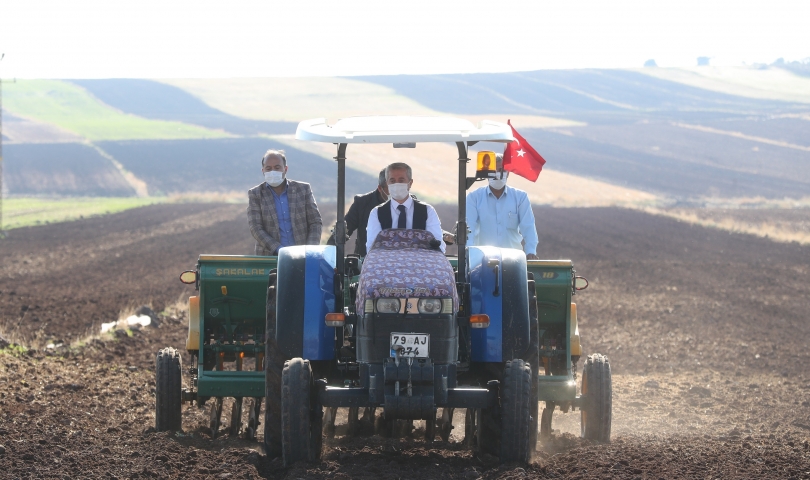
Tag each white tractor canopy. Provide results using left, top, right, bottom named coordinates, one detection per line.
left=295, top=116, right=515, bottom=144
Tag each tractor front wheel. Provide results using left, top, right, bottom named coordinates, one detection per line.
left=264, top=272, right=284, bottom=457
left=281, top=358, right=322, bottom=466
left=500, top=359, right=532, bottom=463
left=155, top=347, right=182, bottom=432
left=581, top=354, right=612, bottom=442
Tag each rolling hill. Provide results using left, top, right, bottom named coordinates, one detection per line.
left=3, top=67, right=809, bottom=211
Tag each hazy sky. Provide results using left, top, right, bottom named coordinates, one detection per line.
left=2, top=0, right=808, bottom=78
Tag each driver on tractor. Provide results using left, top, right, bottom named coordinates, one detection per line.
left=365, top=162, right=446, bottom=254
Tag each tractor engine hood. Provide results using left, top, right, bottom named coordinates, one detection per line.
left=356, top=229, right=459, bottom=315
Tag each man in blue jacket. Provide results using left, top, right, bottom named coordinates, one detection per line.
left=466, top=154, right=538, bottom=259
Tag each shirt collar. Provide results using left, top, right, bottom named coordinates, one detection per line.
left=267, top=180, right=289, bottom=195
left=391, top=194, right=413, bottom=210
left=486, top=185, right=509, bottom=197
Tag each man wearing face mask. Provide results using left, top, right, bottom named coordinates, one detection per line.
left=247, top=149, right=323, bottom=256
left=326, top=169, right=390, bottom=256
left=365, top=162, right=446, bottom=254
left=466, top=154, right=539, bottom=259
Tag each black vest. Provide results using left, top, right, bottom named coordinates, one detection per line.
left=377, top=199, right=428, bottom=230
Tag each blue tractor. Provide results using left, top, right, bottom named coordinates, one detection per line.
left=263, top=117, right=611, bottom=464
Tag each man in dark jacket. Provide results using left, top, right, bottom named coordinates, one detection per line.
left=328, top=169, right=389, bottom=256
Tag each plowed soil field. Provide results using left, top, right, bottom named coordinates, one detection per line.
left=2, top=203, right=810, bottom=479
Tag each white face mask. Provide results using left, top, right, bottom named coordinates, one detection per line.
left=264, top=171, right=285, bottom=187
left=488, top=172, right=508, bottom=190
left=388, top=182, right=409, bottom=201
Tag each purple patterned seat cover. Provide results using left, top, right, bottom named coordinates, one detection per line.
left=356, top=229, right=459, bottom=315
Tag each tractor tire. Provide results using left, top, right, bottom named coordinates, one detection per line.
left=264, top=273, right=284, bottom=458
left=155, top=347, right=182, bottom=432
left=281, top=358, right=321, bottom=466
left=581, top=354, right=612, bottom=442
left=500, top=359, right=532, bottom=463
left=525, top=278, right=540, bottom=453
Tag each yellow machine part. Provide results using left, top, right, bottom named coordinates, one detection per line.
left=186, top=296, right=201, bottom=351
left=570, top=302, right=582, bottom=357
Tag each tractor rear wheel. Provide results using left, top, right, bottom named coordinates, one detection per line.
left=281, top=358, right=321, bottom=466
left=264, top=272, right=284, bottom=457
left=500, top=359, right=532, bottom=463
left=581, top=354, right=612, bottom=442
left=155, top=347, right=182, bottom=432
left=526, top=278, right=540, bottom=453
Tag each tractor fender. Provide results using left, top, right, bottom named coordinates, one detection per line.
left=275, top=245, right=337, bottom=360
left=468, top=246, right=530, bottom=362
left=186, top=296, right=200, bottom=352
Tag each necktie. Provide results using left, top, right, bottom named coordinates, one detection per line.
left=397, top=205, right=407, bottom=228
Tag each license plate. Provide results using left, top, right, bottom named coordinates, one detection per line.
left=390, top=333, right=429, bottom=358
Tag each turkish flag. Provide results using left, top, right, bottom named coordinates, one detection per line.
left=503, top=120, right=546, bottom=182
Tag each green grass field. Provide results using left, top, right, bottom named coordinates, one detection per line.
left=3, top=80, right=231, bottom=141
left=1, top=197, right=166, bottom=230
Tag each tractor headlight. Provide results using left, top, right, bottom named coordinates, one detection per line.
left=375, top=298, right=401, bottom=314
left=417, top=298, right=442, bottom=314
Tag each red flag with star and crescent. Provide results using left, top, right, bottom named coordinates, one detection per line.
left=503, top=119, right=546, bottom=182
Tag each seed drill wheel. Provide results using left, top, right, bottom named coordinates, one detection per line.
left=424, top=409, right=437, bottom=442
left=281, top=358, right=322, bottom=466
left=155, top=347, right=182, bottom=432
left=245, top=397, right=262, bottom=441
left=209, top=397, right=223, bottom=438
left=229, top=397, right=243, bottom=436
left=500, top=359, right=532, bottom=463
left=263, top=272, right=284, bottom=457
left=581, top=354, right=612, bottom=442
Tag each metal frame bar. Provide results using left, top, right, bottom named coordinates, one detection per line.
left=334, top=143, right=348, bottom=313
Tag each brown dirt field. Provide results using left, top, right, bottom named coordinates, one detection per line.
left=2, top=203, right=810, bottom=479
